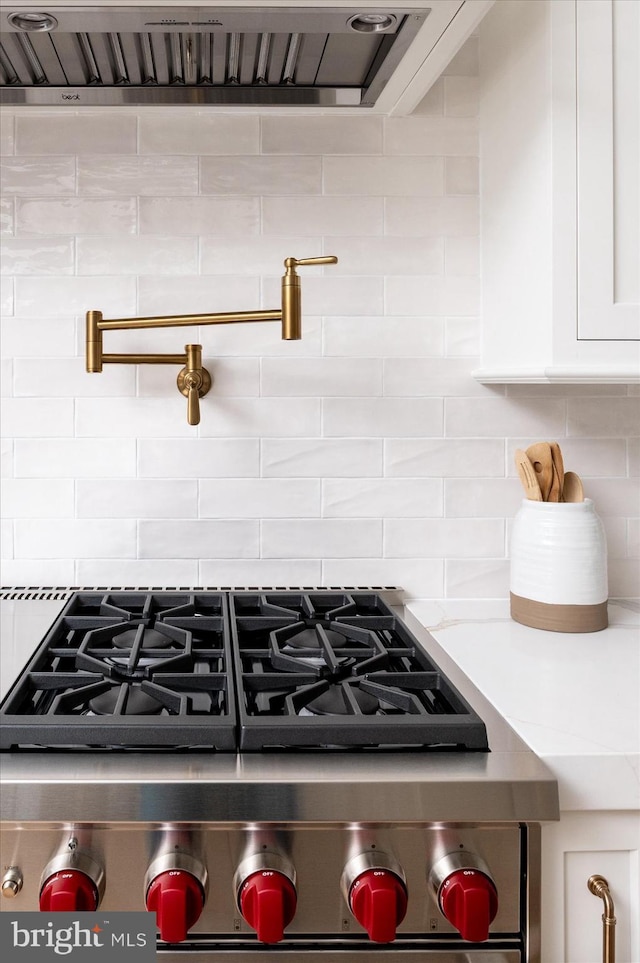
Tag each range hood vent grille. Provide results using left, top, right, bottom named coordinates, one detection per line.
left=0, top=6, right=428, bottom=107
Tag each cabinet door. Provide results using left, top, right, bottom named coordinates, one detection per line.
left=542, top=811, right=640, bottom=963
left=576, top=0, right=640, bottom=341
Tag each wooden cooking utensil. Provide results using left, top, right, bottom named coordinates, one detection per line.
left=562, top=470, right=584, bottom=502
left=514, top=449, right=543, bottom=501
left=525, top=443, right=554, bottom=500
left=549, top=442, right=565, bottom=502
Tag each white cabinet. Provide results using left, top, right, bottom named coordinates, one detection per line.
left=542, top=811, right=640, bottom=962
left=475, top=0, right=640, bottom=384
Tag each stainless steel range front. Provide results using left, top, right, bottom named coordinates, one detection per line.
left=0, top=588, right=559, bottom=962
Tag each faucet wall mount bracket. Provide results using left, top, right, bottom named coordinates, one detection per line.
left=85, top=255, right=338, bottom=425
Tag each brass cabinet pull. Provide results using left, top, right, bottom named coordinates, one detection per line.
left=588, top=875, right=616, bottom=963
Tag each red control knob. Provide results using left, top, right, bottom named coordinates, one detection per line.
left=39, top=870, right=98, bottom=912
left=146, top=870, right=204, bottom=943
left=239, top=870, right=297, bottom=944
left=439, top=869, right=498, bottom=942
left=349, top=869, right=408, bottom=943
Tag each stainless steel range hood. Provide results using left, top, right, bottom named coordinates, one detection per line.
left=0, top=1, right=494, bottom=113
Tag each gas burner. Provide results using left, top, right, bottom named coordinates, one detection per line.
left=284, top=626, right=347, bottom=649
left=88, top=685, right=162, bottom=716
left=111, top=627, right=172, bottom=650
left=302, top=684, right=379, bottom=716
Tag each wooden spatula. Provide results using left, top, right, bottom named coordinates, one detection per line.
left=549, top=442, right=565, bottom=502
left=525, top=443, right=554, bottom=500
left=515, top=449, right=543, bottom=500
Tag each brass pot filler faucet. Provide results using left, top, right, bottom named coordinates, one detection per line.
left=86, top=255, right=338, bottom=425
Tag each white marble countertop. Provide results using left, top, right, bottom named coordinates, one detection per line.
left=405, top=598, right=640, bottom=813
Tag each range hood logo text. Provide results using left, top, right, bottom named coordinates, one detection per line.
left=2, top=913, right=155, bottom=960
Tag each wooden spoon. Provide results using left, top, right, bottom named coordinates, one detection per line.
left=514, top=449, right=543, bottom=501
left=549, top=442, right=565, bottom=502
left=525, top=443, right=554, bottom=500
left=562, top=471, right=584, bottom=502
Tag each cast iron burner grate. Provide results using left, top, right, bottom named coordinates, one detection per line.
left=0, top=591, right=488, bottom=753
left=0, top=592, right=236, bottom=750
left=229, top=592, right=488, bottom=751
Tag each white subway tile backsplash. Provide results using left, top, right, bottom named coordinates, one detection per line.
left=137, top=275, right=259, bottom=316
left=1, top=559, right=76, bottom=585
left=201, top=156, right=322, bottom=195
left=323, top=478, right=442, bottom=517
left=385, top=439, right=504, bottom=477
left=77, top=558, right=200, bottom=586
left=385, top=518, right=504, bottom=557
left=1, top=105, right=636, bottom=596
left=328, top=237, right=443, bottom=276
left=446, top=397, right=566, bottom=437
left=384, top=196, right=479, bottom=237
left=0, top=113, right=15, bottom=155
left=446, top=478, right=523, bottom=518
left=1, top=479, right=74, bottom=519
left=1, top=197, right=14, bottom=235
left=77, top=480, right=198, bottom=518
left=1, top=439, right=13, bottom=478
left=16, top=114, right=136, bottom=154
left=140, top=196, right=260, bottom=236
left=77, top=237, right=197, bottom=276
left=15, top=276, right=136, bottom=318
left=323, top=398, right=442, bottom=437
left=444, top=236, right=480, bottom=275
left=139, top=520, right=259, bottom=558
left=262, top=519, right=382, bottom=558
left=262, top=358, right=382, bottom=397
left=78, top=156, right=198, bottom=195
left=385, top=117, right=478, bottom=156
left=199, top=559, right=322, bottom=587
left=323, top=317, right=444, bottom=358
left=445, top=317, right=481, bottom=356
left=200, top=479, right=320, bottom=518
left=14, top=439, right=136, bottom=478
left=1, top=398, right=73, bottom=437
left=384, top=358, right=487, bottom=396
left=200, top=237, right=322, bottom=275
left=568, top=398, right=640, bottom=437
left=324, top=156, right=443, bottom=196
left=139, top=114, right=259, bottom=155
left=445, top=559, right=510, bottom=598
left=16, top=197, right=137, bottom=236
left=15, top=519, right=136, bottom=559
left=1, top=157, right=75, bottom=195
left=444, top=77, right=480, bottom=117
left=14, top=358, right=134, bottom=397
left=386, top=276, right=480, bottom=316
left=76, top=399, right=194, bottom=438
left=1, top=277, right=14, bottom=315
left=1, top=238, right=74, bottom=276
left=261, top=116, right=383, bottom=155
left=138, top=439, right=259, bottom=478
left=263, top=197, right=384, bottom=237
left=445, top=156, right=479, bottom=194
left=198, top=399, right=320, bottom=438
left=261, top=439, right=383, bottom=477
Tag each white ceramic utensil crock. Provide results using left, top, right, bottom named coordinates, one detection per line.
left=510, top=498, right=608, bottom=632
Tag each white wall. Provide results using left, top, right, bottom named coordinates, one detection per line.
left=1, top=42, right=638, bottom=598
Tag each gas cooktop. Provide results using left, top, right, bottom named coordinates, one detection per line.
left=0, top=591, right=488, bottom=753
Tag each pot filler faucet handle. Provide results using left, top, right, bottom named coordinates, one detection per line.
left=281, top=255, right=338, bottom=340
left=177, top=344, right=212, bottom=427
